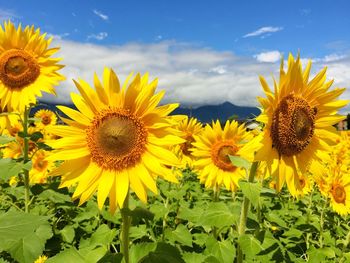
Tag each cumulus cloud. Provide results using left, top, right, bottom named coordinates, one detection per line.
left=87, top=32, right=108, bottom=40
left=41, top=40, right=350, bottom=114
left=243, top=26, right=283, bottom=38
left=93, top=9, right=108, bottom=21
left=255, top=51, right=282, bottom=63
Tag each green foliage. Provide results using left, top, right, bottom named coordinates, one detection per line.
left=0, top=159, right=32, bottom=181
left=0, top=167, right=349, bottom=262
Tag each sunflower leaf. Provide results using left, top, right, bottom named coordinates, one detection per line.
left=0, top=158, right=26, bottom=181
left=239, top=180, right=262, bottom=208
left=228, top=155, right=250, bottom=170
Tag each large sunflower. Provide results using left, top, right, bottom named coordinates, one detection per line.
left=0, top=21, right=65, bottom=111
left=47, top=68, right=184, bottom=213
left=255, top=54, right=348, bottom=196
left=191, top=120, right=255, bottom=191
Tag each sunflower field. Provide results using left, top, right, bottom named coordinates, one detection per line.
left=0, top=20, right=350, bottom=263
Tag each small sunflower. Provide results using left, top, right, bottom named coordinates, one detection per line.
left=34, top=255, right=48, bottom=263
left=34, top=109, right=57, bottom=129
left=47, top=68, right=184, bottom=213
left=174, top=116, right=203, bottom=168
left=191, top=120, right=255, bottom=191
left=254, top=54, right=348, bottom=196
left=30, top=150, right=55, bottom=184
left=327, top=165, right=350, bottom=216
left=2, top=126, right=38, bottom=158
left=0, top=21, right=65, bottom=111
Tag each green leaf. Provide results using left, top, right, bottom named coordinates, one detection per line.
left=0, top=211, right=49, bottom=251
left=8, top=223, right=53, bottom=263
left=266, top=213, right=288, bottom=228
left=130, top=242, right=157, bottom=263
left=129, top=225, right=148, bottom=240
left=177, top=206, right=203, bottom=224
left=229, top=155, right=250, bottom=170
left=60, top=225, right=75, bottom=244
left=139, top=242, right=185, bottom=263
left=30, top=132, right=43, bottom=142
left=205, top=237, right=235, bottom=263
left=198, top=202, right=237, bottom=229
left=239, top=180, right=262, bottom=208
left=0, top=135, right=16, bottom=145
left=0, top=159, right=25, bottom=181
left=238, top=234, right=263, bottom=256
left=183, top=252, right=207, bottom=263
left=38, top=189, right=71, bottom=203
left=129, top=207, right=154, bottom=224
left=165, top=225, right=193, bottom=247
left=307, top=246, right=335, bottom=263
left=79, top=224, right=117, bottom=250
left=46, top=248, right=86, bottom=263
left=97, top=253, right=123, bottom=263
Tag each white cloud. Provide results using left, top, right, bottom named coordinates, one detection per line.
left=93, top=9, right=108, bottom=21
left=255, top=51, right=282, bottom=63
left=48, top=32, right=70, bottom=40
left=87, top=32, right=108, bottom=41
left=41, top=40, right=350, bottom=114
left=0, top=8, right=19, bottom=21
left=323, top=54, right=346, bottom=62
left=243, top=26, right=283, bottom=38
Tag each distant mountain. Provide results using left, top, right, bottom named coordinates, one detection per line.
left=35, top=101, right=260, bottom=124
left=173, top=102, right=260, bottom=123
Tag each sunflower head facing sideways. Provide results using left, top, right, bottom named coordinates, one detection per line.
left=46, top=68, right=184, bottom=213
left=174, top=116, right=203, bottom=168
left=191, top=120, right=255, bottom=192
left=254, top=53, right=348, bottom=196
left=0, top=21, right=65, bottom=111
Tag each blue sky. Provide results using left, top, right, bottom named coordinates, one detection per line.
left=1, top=0, right=349, bottom=112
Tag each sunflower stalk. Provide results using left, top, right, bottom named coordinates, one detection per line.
left=120, top=191, right=131, bottom=263
left=236, top=161, right=259, bottom=263
left=22, top=106, right=31, bottom=213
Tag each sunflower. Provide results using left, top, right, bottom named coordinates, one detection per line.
left=174, top=116, right=203, bottom=168
left=2, top=126, right=38, bottom=158
left=326, top=164, right=350, bottom=216
left=46, top=68, right=184, bottom=213
left=191, top=120, right=255, bottom=191
left=30, top=150, right=55, bottom=184
left=0, top=21, right=65, bottom=111
left=34, top=109, right=57, bottom=129
left=34, top=255, right=48, bottom=263
left=254, top=54, right=348, bottom=196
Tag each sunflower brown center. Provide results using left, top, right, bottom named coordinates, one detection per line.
left=332, top=184, right=346, bottom=204
left=271, top=95, right=317, bottom=156
left=41, top=115, right=51, bottom=125
left=211, top=141, right=238, bottom=171
left=180, top=134, right=195, bottom=156
left=0, top=49, right=40, bottom=89
left=87, top=108, right=147, bottom=170
left=34, top=158, right=48, bottom=171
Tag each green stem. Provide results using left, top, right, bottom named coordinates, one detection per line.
left=319, top=199, right=327, bottom=248
left=305, top=190, right=313, bottom=250
left=120, top=191, right=131, bottom=263
left=212, top=185, right=220, bottom=238
left=23, top=106, right=30, bottom=213
left=236, top=161, right=259, bottom=263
